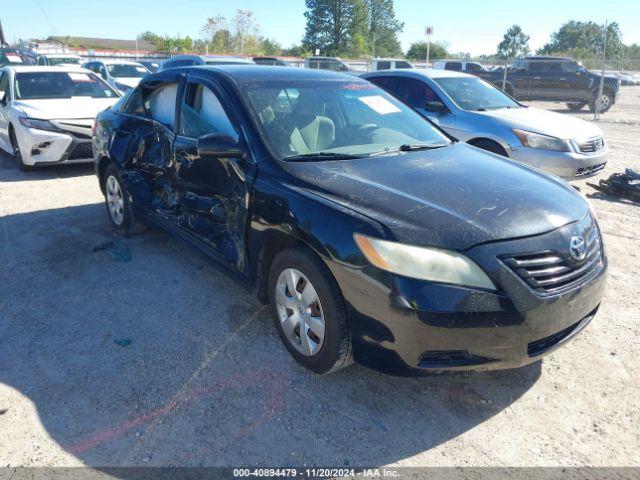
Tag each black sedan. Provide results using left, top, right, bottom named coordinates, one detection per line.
left=93, top=66, right=607, bottom=375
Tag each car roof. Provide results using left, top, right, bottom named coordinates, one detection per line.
left=522, top=56, right=573, bottom=61
left=99, top=60, right=144, bottom=65
left=375, top=58, right=411, bottom=62
left=166, top=54, right=253, bottom=63
left=362, top=68, right=473, bottom=80
left=40, top=53, right=81, bottom=58
left=5, top=65, right=90, bottom=73
left=153, top=64, right=366, bottom=83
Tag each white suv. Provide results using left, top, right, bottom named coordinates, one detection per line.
left=0, top=66, right=119, bottom=170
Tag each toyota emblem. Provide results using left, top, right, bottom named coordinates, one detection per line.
left=569, top=236, right=587, bottom=261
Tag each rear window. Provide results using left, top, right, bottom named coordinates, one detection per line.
left=14, top=71, right=118, bottom=99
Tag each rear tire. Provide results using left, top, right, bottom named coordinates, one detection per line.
left=102, top=164, right=146, bottom=235
left=268, top=247, right=352, bottom=374
left=9, top=126, right=36, bottom=172
left=566, top=102, right=587, bottom=111
left=468, top=139, right=508, bottom=157
left=589, top=90, right=614, bottom=113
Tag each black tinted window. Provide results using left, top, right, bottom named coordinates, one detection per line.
left=377, top=61, right=391, bottom=70
left=444, top=62, right=462, bottom=71
left=395, top=61, right=412, bottom=69
left=163, top=60, right=193, bottom=69
left=393, top=77, right=441, bottom=109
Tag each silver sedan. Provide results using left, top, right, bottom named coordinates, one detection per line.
left=363, top=69, right=608, bottom=180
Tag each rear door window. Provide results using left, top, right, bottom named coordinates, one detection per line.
left=444, top=62, right=462, bottom=71
left=376, top=61, right=391, bottom=71
left=148, top=83, right=179, bottom=129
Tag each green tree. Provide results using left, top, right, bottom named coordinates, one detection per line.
left=497, top=25, right=530, bottom=60
left=540, top=21, right=623, bottom=58
left=137, top=31, right=163, bottom=47
left=260, top=37, right=283, bottom=55
left=302, top=0, right=357, bottom=55
left=406, top=41, right=448, bottom=60
left=366, top=0, right=403, bottom=57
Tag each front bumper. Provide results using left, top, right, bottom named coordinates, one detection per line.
left=15, top=124, right=94, bottom=167
left=328, top=217, right=607, bottom=375
left=509, top=145, right=608, bottom=180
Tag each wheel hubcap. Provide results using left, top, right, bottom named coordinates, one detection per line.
left=105, top=175, right=125, bottom=226
left=597, top=95, right=610, bottom=111
left=275, top=268, right=325, bottom=357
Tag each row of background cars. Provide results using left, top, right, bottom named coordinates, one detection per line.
left=0, top=43, right=611, bottom=374
left=0, top=44, right=613, bottom=180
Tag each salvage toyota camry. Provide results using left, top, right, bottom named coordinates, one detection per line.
left=93, top=66, right=607, bottom=375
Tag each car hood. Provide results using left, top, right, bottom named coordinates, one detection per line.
left=284, top=143, right=589, bottom=250
left=13, top=98, right=118, bottom=120
left=113, top=77, right=142, bottom=88
left=474, top=106, right=603, bottom=139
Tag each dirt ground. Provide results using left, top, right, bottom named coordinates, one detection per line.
left=0, top=88, right=639, bottom=471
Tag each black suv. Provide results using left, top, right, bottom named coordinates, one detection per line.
left=93, top=66, right=606, bottom=375
left=479, top=56, right=621, bottom=113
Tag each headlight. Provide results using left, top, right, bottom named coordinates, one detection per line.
left=354, top=234, right=496, bottom=290
left=513, top=129, right=570, bottom=152
left=18, top=117, right=59, bottom=132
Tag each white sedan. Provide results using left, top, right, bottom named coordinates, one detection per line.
left=0, top=66, right=120, bottom=170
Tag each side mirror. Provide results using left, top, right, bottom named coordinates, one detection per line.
left=424, top=101, right=448, bottom=114
left=576, top=66, right=587, bottom=76
left=197, top=133, right=245, bottom=159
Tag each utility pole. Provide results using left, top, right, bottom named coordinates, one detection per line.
left=0, top=18, right=7, bottom=46
left=595, top=20, right=608, bottom=121
left=425, top=26, right=433, bottom=68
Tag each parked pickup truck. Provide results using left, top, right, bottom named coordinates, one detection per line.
left=476, top=56, right=621, bottom=113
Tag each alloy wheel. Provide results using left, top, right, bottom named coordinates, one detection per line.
left=597, top=94, right=611, bottom=112
left=274, top=268, right=326, bottom=356
left=105, top=175, right=125, bottom=226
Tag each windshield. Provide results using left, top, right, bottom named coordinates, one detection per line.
left=106, top=64, right=148, bottom=78
left=242, top=80, right=450, bottom=160
left=434, top=76, right=519, bottom=111
left=15, top=71, right=118, bottom=100
left=48, top=57, right=81, bottom=66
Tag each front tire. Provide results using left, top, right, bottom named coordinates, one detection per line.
left=102, top=164, right=146, bottom=235
left=268, top=247, right=352, bottom=374
left=9, top=126, right=35, bottom=172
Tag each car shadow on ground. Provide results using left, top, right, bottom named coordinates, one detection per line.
left=0, top=150, right=94, bottom=182
left=0, top=202, right=542, bottom=471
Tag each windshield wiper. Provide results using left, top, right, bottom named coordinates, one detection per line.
left=283, top=152, right=366, bottom=162
left=369, top=143, right=448, bottom=156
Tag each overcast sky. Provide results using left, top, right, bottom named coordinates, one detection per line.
left=3, top=0, right=639, bottom=55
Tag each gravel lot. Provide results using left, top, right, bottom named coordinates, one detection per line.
left=0, top=89, right=639, bottom=470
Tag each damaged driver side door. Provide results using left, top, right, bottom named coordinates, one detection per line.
left=172, top=75, right=255, bottom=272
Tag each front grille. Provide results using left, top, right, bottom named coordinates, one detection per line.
left=67, top=142, right=94, bottom=160
left=577, top=136, right=605, bottom=154
left=576, top=162, right=606, bottom=177
left=503, top=224, right=603, bottom=296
